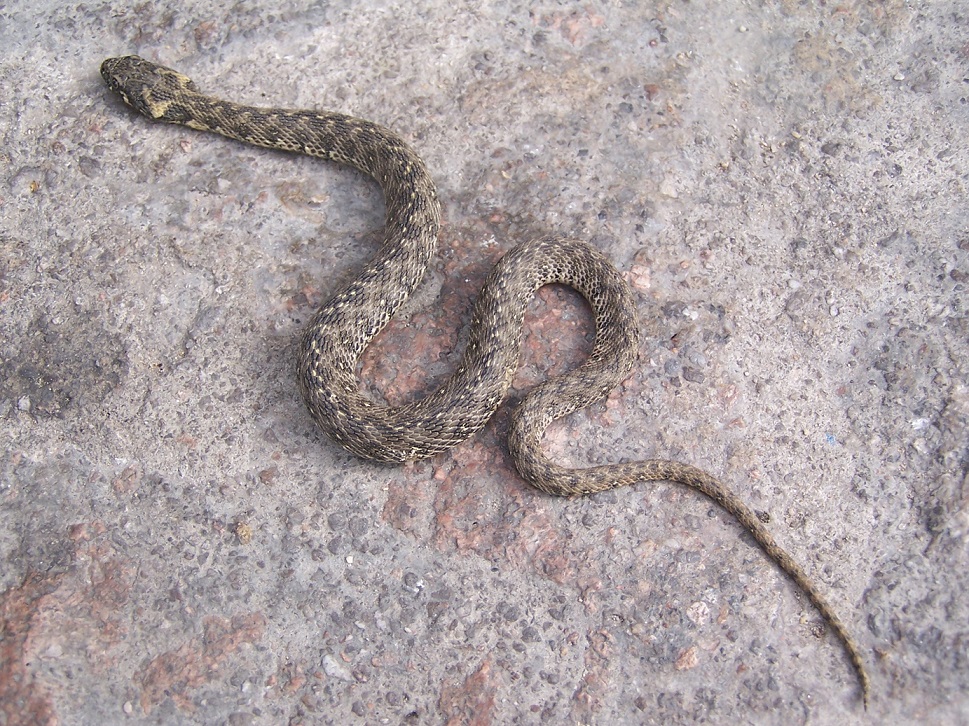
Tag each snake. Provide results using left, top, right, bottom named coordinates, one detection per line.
left=100, top=55, right=870, bottom=706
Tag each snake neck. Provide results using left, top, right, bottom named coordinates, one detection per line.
left=175, top=95, right=434, bottom=193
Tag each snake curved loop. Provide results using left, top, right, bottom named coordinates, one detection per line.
left=100, top=55, right=869, bottom=706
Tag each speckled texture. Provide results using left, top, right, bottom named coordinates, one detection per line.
left=1, top=2, right=967, bottom=724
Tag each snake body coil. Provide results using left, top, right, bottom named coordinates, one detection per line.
left=100, top=55, right=869, bottom=705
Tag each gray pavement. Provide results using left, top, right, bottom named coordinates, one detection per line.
left=1, top=1, right=967, bottom=724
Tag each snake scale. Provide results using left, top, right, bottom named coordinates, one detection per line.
left=100, top=55, right=869, bottom=705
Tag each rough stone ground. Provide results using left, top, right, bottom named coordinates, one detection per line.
left=1, top=1, right=967, bottom=724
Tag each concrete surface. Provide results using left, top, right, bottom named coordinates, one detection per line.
left=1, top=1, right=967, bottom=724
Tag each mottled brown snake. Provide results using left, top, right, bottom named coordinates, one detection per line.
left=100, top=54, right=869, bottom=705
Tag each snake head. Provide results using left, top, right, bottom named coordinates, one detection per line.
left=100, top=55, right=199, bottom=124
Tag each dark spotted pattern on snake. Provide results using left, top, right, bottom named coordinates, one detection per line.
left=100, top=55, right=869, bottom=705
